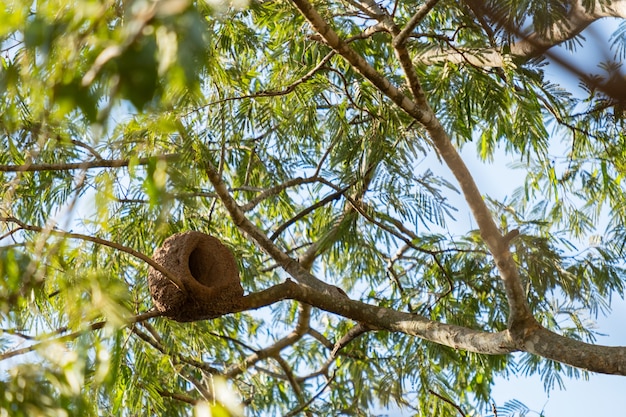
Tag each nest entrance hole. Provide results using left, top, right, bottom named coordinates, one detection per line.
left=188, top=245, right=217, bottom=287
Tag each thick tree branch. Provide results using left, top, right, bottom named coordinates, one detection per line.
left=414, top=0, right=626, bottom=68
left=236, top=281, right=626, bottom=375
left=289, top=0, right=534, bottom=330
left=523, top=327, right=626, bottom=375
left=234, top=280, right=516, bottom=355
left=507, top=0, right=626, bottom=59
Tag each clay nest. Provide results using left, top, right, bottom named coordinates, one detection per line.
left=148, top=231, right=244, bottom=322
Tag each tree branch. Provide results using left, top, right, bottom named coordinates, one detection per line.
left=232, top=280, right=516, bottom=355
left=131, top=326, right=222, bottom=375
left=289, top=0, right=534, bottom=329
left=225, top=303, right=311, bottom=377
left=269, top=185, right=350, bottom=241
left=240, top=176, right=321, bottom=212
left=523, top=327, right=626, bottom=375
left=507, top=0, right=626, bottom=59
left=233, top=280, right=626, bottom=375
left=0, top=217, right=184, bottom=290
left=428, top=389, right=467, bottom=417
left=394, top=0, right=440, bottom=47
left=413, top=1, right=626, bottom=69
left=0, top=154, right=179, bottom=172
left=283, top=371, right=335, bottom=417
left=273, top=354, right=313, bottom=417
left=415, top=47, right=509, bottom=67
left=203, top=161, right=345, bottom=295
left=331, top=322, right=375, bottom=357
left=185, top=51, right=335, bottom=117
left=157, top=388, right=199, bottom=405
left=0, top=310, right=161, bottom=362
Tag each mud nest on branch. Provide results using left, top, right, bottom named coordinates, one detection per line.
left=148, top=231, right=244, bottom=322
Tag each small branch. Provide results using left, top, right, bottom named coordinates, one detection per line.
left=240, top=177, right=321, bottom=212
left=224, top=303, right=311, bottom=377
left=177, top=367, right=213, bottom=401
left=204, top=160, right=343, bottom=294
left=70, top=140, right=104, bottom=161
left=131, top=327, right=222, bottom=375
left=185, top=51, right=335, bottom=117
left=0, top=310, right=160, bottom=362
left=428, top=389, right=467, bottom=417
left=157, top=388, right=198, bottom=405
left=306, top=327, right=370, bottom=368
left=310, top=22, right=387, bottom=44
left=269, top=186, right=349, bottom=241
left=394, top=0, right=440, bottom=47
left=1, top=217, right=184, bottom=291
left=0, top=328, right=36, bottom=340
left=331, top=322, right=375, bottom=357
left=207, top=331, right=257, bottom=353
left=283, top=371, right=336, bottom=417
left=273, top=354, right=313, bottom=417
left=0, top=154, right=179, bottom=173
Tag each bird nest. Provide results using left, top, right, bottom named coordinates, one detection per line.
left=148, top=231, right=244, bottom=322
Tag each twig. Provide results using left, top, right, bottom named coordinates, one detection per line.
left=184, top=51, right=336, bottom=117
left=131, top=327, right=222, bottom=375
left=70, top=139, right=104, bottom=161
left=240, top=177, right=321, bottom=212
left=269, top=186, right=350, bottom=241
left=273, top=354, right=313, bottom=417
left=428, top=389, right=467, bottom=417
left=157, top=388, right=198, bottom=405
left=283, top=371, right=336, bottom=417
